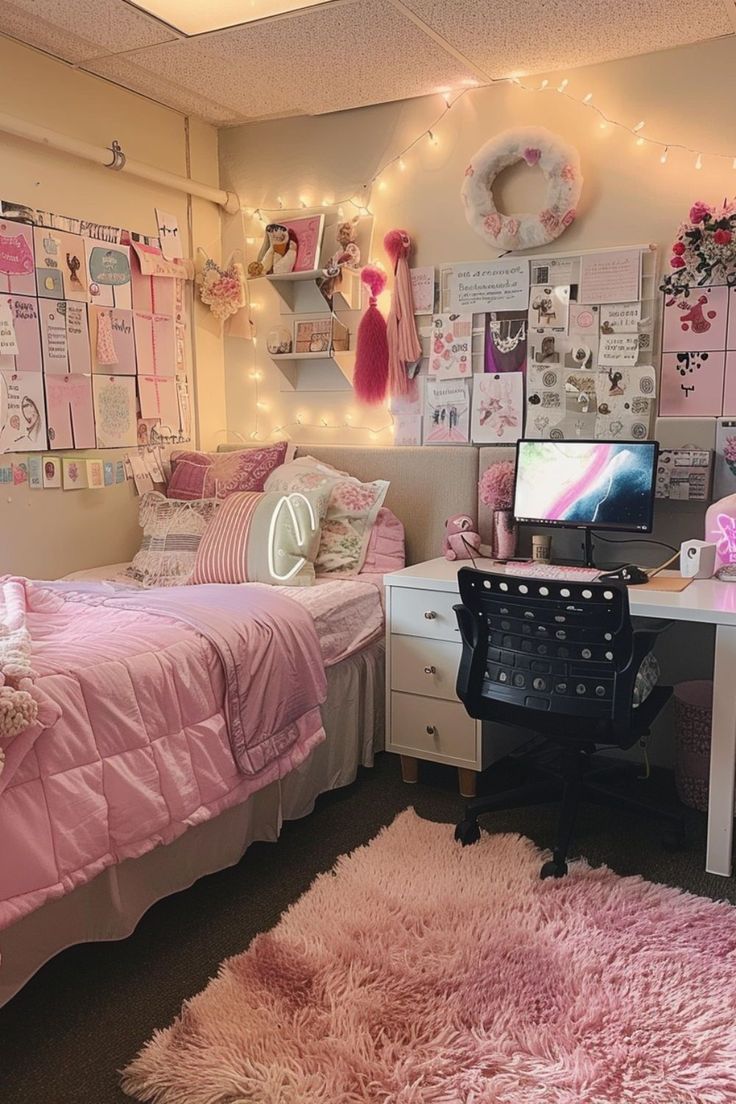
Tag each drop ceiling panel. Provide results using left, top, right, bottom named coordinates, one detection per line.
left=85, top=0, right=478, bottom=123
left=400, top=0, right=733, bottom=76
left=3, top=0, right=177, bottom=64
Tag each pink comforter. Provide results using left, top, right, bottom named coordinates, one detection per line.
left=0, top=578, right=327, bottom=931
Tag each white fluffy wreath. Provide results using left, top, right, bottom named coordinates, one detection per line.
left=461, top=126, right=583, bottom=251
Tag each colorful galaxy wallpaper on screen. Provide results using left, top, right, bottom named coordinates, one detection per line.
left=514, top=442, right=657, bottom=529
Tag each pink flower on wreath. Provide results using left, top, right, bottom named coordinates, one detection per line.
left=560, top=163, right=576, bottom=183
left=714, top=228, right=733, bottom=245
left=464, top=164, right=475, bottom=177
left=689, top=201, right=711, bottom=224
left=483, top=212, right=502, bottom=237
left=523, top=147, right=541, bottom=166
left=504, top=217, right=520, bottom=240
left=670, top=255, right=686, bottom=269
left=561, top=208, right=577, bottom=228
left=539, top=208, right=561, bottom=234
left=672, top=241, right=686, bottom=255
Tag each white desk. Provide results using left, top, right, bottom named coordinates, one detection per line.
left=385, top=558, right=736, bottom=877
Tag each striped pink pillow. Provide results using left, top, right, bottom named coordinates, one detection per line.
left=191, top=490, right=323, bottom=586
left=192, top=492, right=261, bottom=584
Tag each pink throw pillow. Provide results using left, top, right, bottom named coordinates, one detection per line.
left=167, top=443, right=294, bottom=501
left=359, top=508, right=405, bottom=575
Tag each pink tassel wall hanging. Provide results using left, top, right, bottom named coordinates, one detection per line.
left=353, top=266, right=389, bottom=405
left=384, top=229, right=423, bottom=396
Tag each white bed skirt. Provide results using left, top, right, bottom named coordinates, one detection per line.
left=0, top=641, right=385, bottom=1008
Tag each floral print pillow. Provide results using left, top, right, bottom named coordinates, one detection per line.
left=264, top=457, right=389, bottom=574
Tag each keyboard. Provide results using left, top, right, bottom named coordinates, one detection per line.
left=503, top=561, right=602, bottom=582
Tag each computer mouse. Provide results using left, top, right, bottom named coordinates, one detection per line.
left=599, top=564, right=650, bottom=585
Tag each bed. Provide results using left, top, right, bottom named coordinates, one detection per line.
left=0, top=445, right=480, bottom=1007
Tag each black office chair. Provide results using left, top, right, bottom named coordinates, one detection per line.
left=453, top=567, right=685, bottom=878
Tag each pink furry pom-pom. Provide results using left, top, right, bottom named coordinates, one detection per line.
left=383, top=229, right=411, bottom=267
left=361, top=266, right=387, bottom=299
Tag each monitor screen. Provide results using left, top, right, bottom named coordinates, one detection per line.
left=513, top=440, right=658, bottom=533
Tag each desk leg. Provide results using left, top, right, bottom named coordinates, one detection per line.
left=706, top=625, right=736, bottom=876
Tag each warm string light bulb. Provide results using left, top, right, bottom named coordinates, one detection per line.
left=378, top=179, right=388, bottom=192
left=582, top=91, right=593, bottom=104
left=660, top=147, right=669, bottom=164
left=557, top=78, right=569, bottom=92
left=398, top=158, right=406, bottom=171
left=633, top=120, right=645, bottom=132
left=695, top=152, right=703, bottom=170
left=427, top=130, right=439, bottom=146
left=539, top=79, right=549, bottom=90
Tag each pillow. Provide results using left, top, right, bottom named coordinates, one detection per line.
left=191, top=489, right=327, bottom=587
left=167, top=442, right=295, bottom=501
left=360, top=508, right=405, bottom=575
left=265, top=456, right=389, bottom=575
left=127, top=492, right=219, bottom=587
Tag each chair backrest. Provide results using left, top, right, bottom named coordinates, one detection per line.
left=454, top=567, right=643, bottom=742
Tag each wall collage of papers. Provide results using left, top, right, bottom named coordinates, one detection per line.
left=394, top=248, right=656, bottom=448
left=0, top=200, right=193, bottom=489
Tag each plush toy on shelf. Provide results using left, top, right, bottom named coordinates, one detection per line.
left=319, top=218, right=361, bottom=300
left=443, top=514, right=481, bottom=561
left=247, top=223, right=298, bottom=278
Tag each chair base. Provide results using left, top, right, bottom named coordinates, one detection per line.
left=454, top=751, right=686, bottom=878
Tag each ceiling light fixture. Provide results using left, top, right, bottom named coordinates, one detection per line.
left=130, top=0, right=329, bottom=34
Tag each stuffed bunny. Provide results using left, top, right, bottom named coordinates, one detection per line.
left=443, top=514, right=481, bottom=561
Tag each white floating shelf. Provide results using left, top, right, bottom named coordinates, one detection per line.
left=264, top=267, right=362, bottom=313
left=269, top=350, right=354, bottom=391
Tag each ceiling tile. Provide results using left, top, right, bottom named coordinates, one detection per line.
left=86, top=0, right=477, bottom=123
left=400, top=0, right=733, bottom=77
left=2, top=0, right=178, bottom=64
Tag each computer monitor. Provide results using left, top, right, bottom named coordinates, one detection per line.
left=513, top=440, right=658, bottom=560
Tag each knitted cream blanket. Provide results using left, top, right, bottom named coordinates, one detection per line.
left=0, top=577, right=39, bottom=775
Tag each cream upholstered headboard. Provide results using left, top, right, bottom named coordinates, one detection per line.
left=218, top=444, right=480, bottom=565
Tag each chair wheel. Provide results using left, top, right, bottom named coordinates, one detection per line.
left=454, top=818, right=481, bottom=846
left=661, top=823, right=687, bottom=853
left=540, top=857, right=568, bottom=879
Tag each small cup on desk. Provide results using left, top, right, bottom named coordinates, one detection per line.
left=532, top=534, right=552, bottom=563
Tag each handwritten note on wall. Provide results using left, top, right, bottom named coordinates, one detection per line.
left=579, top=250, right=641, bottom=305
left=448, top=259, right=529, bottom=312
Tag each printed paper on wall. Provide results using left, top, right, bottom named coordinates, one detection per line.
left=662, top=285, right=728, bottom=353
left=0, top=219, right=36, bottom=296
left=90, top=306, right=136, bottom=374
left=471, top=372, right=523, bottom=444
left=0, top=370, right=48, bottom=452
left=0, top=297, right=42, bottom=374
left=45, top=373, right=96, bottom=450
left=579, top=249, right=641, bottom=305
left=660, top=351, right=725, bottom=417
left=423, top=378, right=470, bottom=444
left=92, top=374, right=138, bottom=448
left=429, top=313, right=473, bottom=378
left=85, top=240, right=132, bottom=308
left=133, top=312, right=176, bottom=377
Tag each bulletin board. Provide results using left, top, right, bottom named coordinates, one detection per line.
left=0, top=198, right=194, bottom=464
left=393, top=244, right=659, bottom=448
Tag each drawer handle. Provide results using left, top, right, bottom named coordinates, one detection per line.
left=426, top=724, right=437, bottom=736
left=424, top=610, right=437, bottom=620
left=424, top=665, right=437, bottom=675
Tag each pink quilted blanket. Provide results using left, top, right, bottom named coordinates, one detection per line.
left=0, top=577, right=327, bottom=931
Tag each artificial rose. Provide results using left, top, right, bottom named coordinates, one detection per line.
left=464, top=164, right=475, bottom=177
left=561, top=208, right=577, bottom=228
left=689, top=201, right=711, bottom=224
left=560, top=163, right=576, bottom=183
left=483, top=212, right=502, bottom=237
left=670, top=256, right=686, bottom=269
left=672, top=241, right=686, bottom=255
left=539, top=209, right=561, bottom=234
left=523, top=148, right=541, bottom=166
left=504, top=217, right=520, bottom=240
left=714, top=228, right=733, bottom=245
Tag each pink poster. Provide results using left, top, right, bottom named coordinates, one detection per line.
left=662, top=285, right=728, bottom=353
left=0, top=220, right=36, bottom=296
left=90, top=306, right=137, bottom=374
left=133, top=311, right=176, bottom=377
left=281, top=215, right=324, bottom=273
left=45, top=373, right=96, bottom=449
left=138, top=374, right=179, bottom=427
left=660, top=351, right=726, bottom=416
left=0, top=296, right=42, bottom=373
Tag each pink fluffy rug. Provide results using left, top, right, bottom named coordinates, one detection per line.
left=123, top=810, right=736, bottom=1104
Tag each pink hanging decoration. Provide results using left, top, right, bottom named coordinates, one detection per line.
left=353, top=266, right=389, bottom=405
left=96, top=309, right=118, bottom=365
left=384, top=229, right=422, bottom=396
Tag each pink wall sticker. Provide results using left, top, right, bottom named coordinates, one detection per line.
left=662, top=284, right=728, bottom=353
left=660, top=350, right=726, bottom=416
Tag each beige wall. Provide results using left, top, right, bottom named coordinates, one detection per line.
left=219, top=36, right=736, bottom=448
left=0, top=37, right=225, bottom=578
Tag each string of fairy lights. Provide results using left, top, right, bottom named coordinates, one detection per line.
left=238, top=73, right=736, bottom=442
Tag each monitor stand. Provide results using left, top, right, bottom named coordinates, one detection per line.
left=581, top=529, right=595, bottom=569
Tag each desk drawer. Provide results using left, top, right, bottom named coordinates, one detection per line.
left=390, top=691, right=477, bottom=765
left=391, top=635, right=462, bottom=700
left=390, top=587, right=461, bottom=642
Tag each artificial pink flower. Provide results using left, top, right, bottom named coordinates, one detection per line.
left=464, top=164, right=475, bottom=177
left=561, top=208, right=577, bottom=228
left=539, top=209, right=561, bottom=234
left=523, top=148, right=541, bottom=166
left=689, top=201, right=711, bottom=224
left=504, top=217, right=520, bottom=239
left=483, top=212, right=502, bottom=237
left=560, top=164, right=576, bottom=183
left=672, top=241, right=686, bottom=255
left=670, top=256, right=686, bottom=269
left=714, top=228, right=733, bottom=245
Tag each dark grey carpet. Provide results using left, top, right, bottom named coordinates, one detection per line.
left=1, top=751, right=733, bottom=1104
